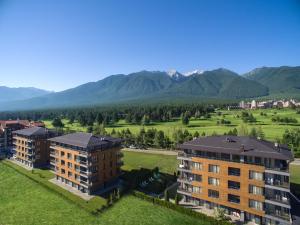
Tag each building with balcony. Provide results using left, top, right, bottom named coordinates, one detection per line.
left=177, top=136, right=293, bottom=225
left=49, top=132, right=123, bottom=195
left=12, top=127, right=53, bottom=168
left=0, top=120, right=45, bottom=157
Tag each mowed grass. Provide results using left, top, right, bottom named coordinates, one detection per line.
left=290, top=164, right=300, bottom=185
left=0, top=161, right=212, bottom=225
left=122, top=151, right=178, bottom=174
left=44, top=108, right=300, bottom=142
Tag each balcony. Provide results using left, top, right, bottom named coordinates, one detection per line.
left=177, top=187, right=192, bottom=196
left=265, top=176, right=289, bottom=189
left=50, top=159, right=56, bottom=165
left=177, top=152, right=192, bottom=161
left=265, top=209, right=291, bottom=222
left=178, top=164, right=191, bottom=172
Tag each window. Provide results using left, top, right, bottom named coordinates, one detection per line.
left=249, top=200, right=263, bottom=210
left=91, top=166, right=98, bottom=173
left=75, top=174, right=80, bottom=181
left=61, top=151, right=65, bottom=157
left=193, top=174, right=202, bottom=182
left=228, top=194, right=240, bottom=204
left=192, top=162, right=203, bottom=170
left=249, top=171, right=263, bottom=181
left=67, top=162, right=72, bottom=169
left=75, top=165, right=80, bottom=171
left=228, top=180, right=240, bottom=190
left=192, top=186, right=202, bottom=194
left=228, top=167, right=240, bottom=176
left=208, top=165, right=220, bottom=173
left=249, top=185, right=263, bottom=195
left=68, top=171, right=72, bottom=177
left=208, top=177, right=220, bottom=186
left=67, top=153, right=72, bottom=160
left=61, top=169, right=65, bottom=174
left=208, top=189, right=219, bottom=198
left=92, top=155, right=98, bottom=162
left=61, top=160, right=65, bottom=166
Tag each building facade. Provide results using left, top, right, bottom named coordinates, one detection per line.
left=0, top=120, right=45, bottom=157
left=49, top=132, right=123, bottom=194
left=177, top=136, right=293, bottom=225
left=13, top=127, right=53, bottom=168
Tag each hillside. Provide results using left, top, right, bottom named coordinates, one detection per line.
left=0, top=69, right=268, bottom=111
left=0, top=86, right=51, bottom=103
left=244, top=66, right=300, bottom=96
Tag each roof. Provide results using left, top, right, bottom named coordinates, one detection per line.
left=13, top=127, right=49, bottom=137
left=0, top=120, right=44, bottom=129
left=48, top=132, right=122, bottom=150
left=178, top=136, right=293, bottom=161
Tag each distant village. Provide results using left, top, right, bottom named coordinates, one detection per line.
left=228, top=99, right=300, bottom=110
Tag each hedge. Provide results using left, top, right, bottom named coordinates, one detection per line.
left=132, top=191, right=232, bottom=225
left=2, top=160, right=106, bottom=215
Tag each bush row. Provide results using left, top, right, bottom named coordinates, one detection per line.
left=3, top=160, right=106, bottom=215
left=132, top=191, right=232, bottom=225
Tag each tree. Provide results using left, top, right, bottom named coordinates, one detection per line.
left=175, top=194, right=179, bottom=205
left=164, top=190, right=169, bottom=202
left=257, top=126, right=265, bottom=140
left=93, top=124, right=107, bottom=135
left=249, top=127, right=257, bottom=138
left=52, top=117, right=64, bottom=129
left=141, top=114, right=150, bottom=125
left=154, top=130, right=165, bottom=148
left=181, top=112, right=189, bottom=125
left=87, top=126, right=93, bottom=133
left=95, top=113, right=103, bottom=125
left=214, top=207, right=227, bottom=221
left=193, top=131, right=200, bottom=138
left=238, top=123, right=248, bottom=136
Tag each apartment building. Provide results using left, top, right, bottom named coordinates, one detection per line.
left=13, top=127, right=53, bottom=168
left=177, top=136, right=293, bottom=225
left=49, top=132, right=123, bottom=194
left=0, top=120, right=45, bottom=157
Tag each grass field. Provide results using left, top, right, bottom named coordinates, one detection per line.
left=44, top=108, right=300, bottom=142
left=0, top=161, right=217, bottom=225
left=122, top=151, right=178, bottom=174
left=291, top=164, right=300, bottom=185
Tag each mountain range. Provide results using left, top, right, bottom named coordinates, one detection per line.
left=0, top=66, right=299, bottom=111
left=0, top=87, right=51, bottom=103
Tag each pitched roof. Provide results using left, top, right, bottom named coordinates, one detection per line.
left=48, top=132, right=122, bottom=150
left=178, top=136, right=293, bottom=160
left=13, top=127, right=49, bottom=137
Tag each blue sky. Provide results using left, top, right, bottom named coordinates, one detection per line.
left=0, top=0, right=299, bottom=91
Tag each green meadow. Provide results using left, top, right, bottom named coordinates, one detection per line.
left=44, top=108, right=300, bottom=142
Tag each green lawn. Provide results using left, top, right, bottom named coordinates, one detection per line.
left=44, top=108, right=300, bottom=142
left=0, top=161, right=214, bottom=225
left=291, top=164, right=300, bottom=185
left=122, top=151, right=178, bottom=175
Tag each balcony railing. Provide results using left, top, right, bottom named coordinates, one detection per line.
left=265, top=194, right=290, bottom=205
left=265, top=209, right=290, bottom=221
left=265, top=179, right=289, bottom=189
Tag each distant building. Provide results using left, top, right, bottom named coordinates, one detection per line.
left=177, top=136, right=293, bottom=225
left=13, top=127, right=54, bottom=168
left=251, top=100, right=257, bottom=109
left=0, top=120, right=45, bottom=157
left=49, top=132, right=123, bottom=195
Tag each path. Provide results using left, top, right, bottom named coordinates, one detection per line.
left=122, top=148, right=178, bottom=156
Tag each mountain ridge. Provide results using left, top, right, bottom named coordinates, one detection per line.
left=0, top=66, right=299, bottom=111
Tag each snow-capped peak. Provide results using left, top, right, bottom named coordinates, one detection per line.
left=184, top=69, right=204, bottom=76
left=167, top=69, right=178, bottom=76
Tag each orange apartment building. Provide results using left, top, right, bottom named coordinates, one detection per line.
left=13, top=127, right=53, bottom=168
left=49, top=132, right=123, bottom=194
left=0, top=120, right=45, bottom=157
left=177, top=136, right=293, bottom=225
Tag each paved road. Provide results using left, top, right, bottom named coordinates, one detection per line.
left=122, top=148, right=178, bottom=156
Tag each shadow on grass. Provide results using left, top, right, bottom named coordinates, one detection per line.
left=121, top=168, right=177, bottom=196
